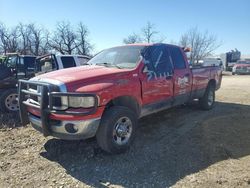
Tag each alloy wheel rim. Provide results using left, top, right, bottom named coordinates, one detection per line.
left=5, top=93, right=19, bottom=111
left=113, top=116, right=133, bottom=145
left=208, top=90, right=214, bottom=106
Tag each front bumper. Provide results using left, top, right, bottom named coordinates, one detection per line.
left=29, top=114, right=100, bottom=140
left=18, top=79, right=100, bottom=140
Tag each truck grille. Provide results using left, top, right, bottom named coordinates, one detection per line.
left=18, top=79, right=99, bottom=134
left=19, top=80, right=61, bottom=110
left=18, top=80, right=55, bottom=136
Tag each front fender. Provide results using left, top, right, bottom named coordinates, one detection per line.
left=75, top=78, right=142, bottom=107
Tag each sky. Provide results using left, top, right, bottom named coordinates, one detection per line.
left=0, top=0, right=249, bottom=55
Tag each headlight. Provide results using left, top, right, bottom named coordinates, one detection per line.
left=68, top=96, right=95, bottom=108
left=53, top=95, right=96, bottom=110
left=60, top=96, right=69, bottom=109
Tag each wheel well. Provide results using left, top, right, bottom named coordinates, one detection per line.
left=105, top=96, right=140, bottom=117
left=0, top=88, right=16, bottom=95
left=208, top=79, right=216, bottom=89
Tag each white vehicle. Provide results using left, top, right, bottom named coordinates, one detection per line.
left=199, top=58, right=223, bottom=67
left=35, top=54, right=91, bottom=75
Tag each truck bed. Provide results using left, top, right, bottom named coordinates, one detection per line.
left=191, top=65, right=222, bottom=99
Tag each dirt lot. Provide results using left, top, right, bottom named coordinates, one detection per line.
left=0, top=75, right=250, bottom=188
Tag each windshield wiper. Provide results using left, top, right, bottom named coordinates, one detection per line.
left=96, top=62, right=110, bottom=66
left=96, top=62, right=122, bottom=69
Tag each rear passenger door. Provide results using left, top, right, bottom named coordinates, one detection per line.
left=169, top=46, right=192, bottom=105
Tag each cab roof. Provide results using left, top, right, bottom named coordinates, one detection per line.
left=122, top=43, right=182, bottom=49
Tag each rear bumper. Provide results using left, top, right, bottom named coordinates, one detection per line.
left=29, top=114, right=100, bottom=140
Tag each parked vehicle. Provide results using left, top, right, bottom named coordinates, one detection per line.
left=221, top=49, right=241, bottom=71
left=19, top=43, right=222, bottom=154
left=232, top=60, right=250, bottom=75
left=199, top=58, right=223, bottom=67
left=0, top=53, right=90, bottom=113
left=35, top=54, right=91, bottom=75
left=0, top=53, right=36, bottom=112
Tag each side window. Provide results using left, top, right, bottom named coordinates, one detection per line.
left=144, top=45, right=173, bottom=79
left=23, top=57, right=35, bottom=70
left=170, top=47, right=186, bottom=69
left=19, top=57, right=25, bottom=69
left=77, top=57, right=90, bottom=65
left=61, top=57, right=76, bottom=68
left=18, top=57, right=25, bottom=76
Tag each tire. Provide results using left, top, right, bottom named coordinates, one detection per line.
left=96, top=106, right=138, bottom=154
left=232, top=72, right=235, bottom=75
left=0, top=88, right=19, bottom=113
left=199, top=84, right=215, bottom=110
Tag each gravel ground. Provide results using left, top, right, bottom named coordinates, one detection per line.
left=0, top=75, right=250, bottom=188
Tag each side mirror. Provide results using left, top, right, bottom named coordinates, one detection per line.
left=11, top=68, right=17, bottom=74
left=142, top=65, right=149, bottom=73
left=182, top=47, right=191, bottom=52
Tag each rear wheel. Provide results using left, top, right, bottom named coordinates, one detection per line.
left=199, top=84, right=215, bottom=110
left=0, top=89, right=19, bottom=112
left=96, top=106, right=138, bottom=154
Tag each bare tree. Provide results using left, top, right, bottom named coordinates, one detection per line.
left=1, top=21, right=93, bottom=56
left=0, top=23, right=9, bottom=54
left=27, top=23, right=49, bottom=55
left=7, top=27, right=20, bottom=53
left=39, top=30, right=50, bottom=55
left=0, top=25, right=20, bottom=53
left=0, top=23, right=20, bottom=53
left=123, top=33, right=142, bottom=44
left=123, top=22, right=165, bottom=44
left=75, top=22, right=92, bottom=55
left=179, top=27, right=221, bottom=63
left=49, top=21, right=77, bottom=54
left=18, top=23, right=32, bottom=54
left=141, top=22, right=159, bottom=43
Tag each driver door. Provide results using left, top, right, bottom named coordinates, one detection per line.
left=140, top=45, right=174, bottom=114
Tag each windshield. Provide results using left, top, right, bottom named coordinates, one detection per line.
left=88, top=46, right=145, bottom=69
left=0, top=56, right=6, bottom=65
left=4, top=56, right=18, bottom=68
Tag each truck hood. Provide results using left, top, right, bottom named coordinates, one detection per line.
left=31, top=65, right=133, bottom=90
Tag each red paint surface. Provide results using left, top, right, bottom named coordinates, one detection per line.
left=234, top=64, right=250, bottom=68
left=27, top=106, right=105, bottom=121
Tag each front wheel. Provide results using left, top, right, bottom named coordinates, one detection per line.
left=96, top=106, right=138, bottom=154
left=199, top=84, right=215, bottom=110
left=0, top=88, right=19, bottom=113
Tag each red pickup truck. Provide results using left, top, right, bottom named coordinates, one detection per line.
left=19, top=43, right=222, bottom=154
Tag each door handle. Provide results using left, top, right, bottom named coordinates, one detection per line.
left=166, top=75, right=173, bottom=80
